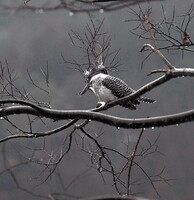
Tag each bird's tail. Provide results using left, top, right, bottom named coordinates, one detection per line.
left=139, top=96, right=156, bottom=104
left=120, top=97, right=155, bottom=109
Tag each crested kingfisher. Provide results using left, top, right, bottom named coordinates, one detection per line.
left=81, top=67, right=155, bottom=109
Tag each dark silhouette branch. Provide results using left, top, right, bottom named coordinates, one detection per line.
left=140, top=44, right=175, bottom=69
left=81, top=194, right=151, bottom=200
left=0, top=119, right=78, bottom=143
left=127, top=129, right=144, bottom=195
left=1, top=99, right=194, bottom=129
left=1, top=0, right=164, bottom=14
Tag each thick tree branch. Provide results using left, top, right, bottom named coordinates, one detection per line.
left=1, top=0, right=163, bottom=14
left=81, top=194, right=151, bottom=200
left=1, top=101, right=194, bottom=129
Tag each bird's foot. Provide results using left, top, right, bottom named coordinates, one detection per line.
left=96, top=101, right=106, bottom=108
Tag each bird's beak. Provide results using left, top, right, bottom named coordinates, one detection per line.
left=80, top=82, right=90, bottom=95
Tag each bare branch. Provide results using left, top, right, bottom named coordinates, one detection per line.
left=1, top=0, right=164, bottom=14
left=126, top=4, right=194, bottom=54
left=1, top=97, right=194, bottom=129
left=127, top=128, right=144, bottom=195
left=140, top=44, right=175, bottom=70
left=80, top=194, right=151, bottom=200
left=0, top=119, right=78, bottom=143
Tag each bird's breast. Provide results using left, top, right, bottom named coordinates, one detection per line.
left=95, top=85, right=117, bottom=102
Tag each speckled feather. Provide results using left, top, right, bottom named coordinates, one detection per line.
left=102, top=76, right=140, bottom=109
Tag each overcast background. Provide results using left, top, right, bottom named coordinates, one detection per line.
left=0, top=0, right=194, bottom=200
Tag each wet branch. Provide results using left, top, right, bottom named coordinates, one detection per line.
left=1, top=98, right=194, bottom=130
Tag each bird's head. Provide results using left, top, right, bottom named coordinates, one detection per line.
left=84, top=64, right=108, bottom=81
left=81, top=64, right=108, bottom=96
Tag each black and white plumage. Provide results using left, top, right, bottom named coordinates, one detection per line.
left=81, top=73, right=155, bottom=110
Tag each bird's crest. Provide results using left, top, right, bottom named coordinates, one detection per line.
left=84, top=55, right=108, bottom=82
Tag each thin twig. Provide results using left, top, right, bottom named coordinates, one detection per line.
left=127, top=128, right=144, bottom=195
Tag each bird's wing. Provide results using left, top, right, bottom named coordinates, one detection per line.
left=102, top=76, right=139, bottom=110
left=102, top=76, right=134, bottom=98
left=102, top=76, right=155, bottom=104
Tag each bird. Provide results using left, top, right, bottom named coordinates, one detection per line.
left=81, top=71, right=155, bottom=110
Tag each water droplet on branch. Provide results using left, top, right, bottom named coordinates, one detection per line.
left=99, top=9, right=104, bottom=13
left=69, top=12, right=74, bottom=17
left=98, top=167, right=103, bottom=172
left=35, top=9, right=44, bottom=14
